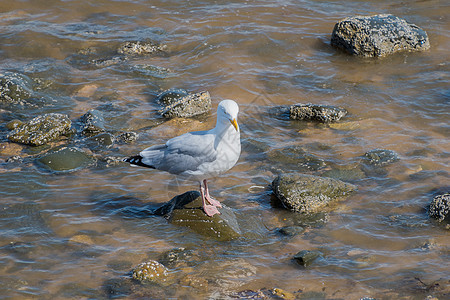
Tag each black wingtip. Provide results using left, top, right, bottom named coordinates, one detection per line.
left=123, top=155, right=155, bottom=169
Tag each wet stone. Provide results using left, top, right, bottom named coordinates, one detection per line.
left=86, top=132, right=115, bottom=149
left=331, top=14, right=430, bottom=57
left=7, top=113, right=72, bottom=146
left=159, top=247, right=195, bottom=268
left=267, top=145, right=326, bottom=172
left=293, top=250, right=322, bottom=267
left=37, top=147, right=93, bottom=171
left=79, top=109, right=106, bottom=136
left=159, top=91, right=212, bottom=119
left=154, top=191, right=242, bottom=241
left=132, top=260, right=169, bottom=284
left=272, top=173, right=357, bottom=214
left=156, top=88, right=189, bottom=106
left=364, top=149, right=399, bottom=166
left=5, top=119, right=23, bottom=130
left=117, top=41, right=169, bottom=56
left=0, top=72, right=33, bottom=105
left=428, top=193, right=449, bottom=223
left=289, top=104, right=347, bottom=123
left=115, top=131, right=138, bottom=144
left=278, top=225, right=305, bottom=237
left=132, top=64, right=172, bottom=79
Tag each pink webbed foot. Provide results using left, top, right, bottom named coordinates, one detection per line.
left=206, top=195, right=222, bottom=208
left=203, top=204, right=221, bottom=217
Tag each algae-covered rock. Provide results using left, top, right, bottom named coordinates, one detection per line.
left=115, top=131, right=138, bottom=144
left=118, top=41, right=169, bottom=56
left=429, top=193, right=449, bottom=223
left=267, top=145, right=326, bottom=172
left=156, top=88, right=189, bottom=106
left=293, top=250, right=323, bottom=267
left=272, top=173, right=356, bottom=214
left=331, top=14, right=430, bottom=57
left=0, top=72, right=33, bottom=104
left=132, top=260, right=168, bottom=283
left=154, top=191, right=241, bottom=241
left=37, top=147, right=93, bottom=171
left=79, top=109, right=106, bottom=136
left=8, top=113, right=72, bottom=146
left=289, top=104, right=347, bottom=123
left=159, top=91, right=212, bottom=119
left=159, top=247, right=195, bottom=268
left=364, top=149, right=399, bottom=166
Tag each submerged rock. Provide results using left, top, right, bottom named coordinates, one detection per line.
left=364, top=149, right=399, bottom=166
left=331, top=14, right=430, bottom=57
left=154, top=191, right=241, bottom=241
left=267, top=145, right=326, bottom=172
left=132, top=260, right=169, bottom=284
left=159, top=247, right=195, bottom=268
left=115, top=131, right=138, bottom=144
left=272, top=173, right=357, bottom=214
left=0, top=72, right=33, bottom=105
left=117, top=41, right=169, bottom=56
left=289, top=104, right=347, bottom=123
left=159, top=91, right=212, bottom=119
left=37, top=147, right=93, bottom=171
left=7, top=113, right=72, bottom=146
left=79, top=109, right=106, bottom=136
left=293, top=250, right=323, bottom=267
left=429, top=193, right=449, bottom=223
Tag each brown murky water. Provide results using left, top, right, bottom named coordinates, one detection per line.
left=0, top=0, right=449, bottom=299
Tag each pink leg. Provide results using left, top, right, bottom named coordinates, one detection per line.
left=200, top=183, right=220, bottom=217
left=203, top=179, right=222, bottom=208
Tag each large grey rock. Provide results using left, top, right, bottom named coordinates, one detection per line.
left=8, top=113, right=72, bottom=146
left=159, top=91, right=212, bottom=119
left=154, top=191, right=241, bottom=241
left=429, top=193, right=449, bottom=223
left=0, top=72, right=33, bottom=104
left=272, top=173, right=357, bottom=214
left=290, top=104, right=347, bottom=123
left=331, top=14, right=430, bottom=57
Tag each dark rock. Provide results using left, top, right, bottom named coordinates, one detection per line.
left=278, top=225, right=305, bottom=237
left=293, top=250, right=322, bottom=267
left=117, top=41, right=169, bottom=56
left=331, top=14, right=430, bottom=57
left=159, top=91, right=212, bottom=119
left=429, top=193, right=449, bottom=223
left=159, top=247, right=195, bottom=268
left=272, top=173, right=357, bottom=214
left=156, top=88, right=189, bottom=106
left=115, top=131, right=138, bottom=144
left=289, top=104, right=347, bottom=123
left=132, top=64, right=172, bottom=79
left=86, top=132, right=115, bottom=148
left=364, top=149, right=399, bottom=166
left=79, top=109, right=106, bottom=136
left=37, top=147, right=94, bottom=171
left=267, top=145, right=326, bottom=172
left=91, top=56, right=126, bottom=67
left=0, top=72, right=33, bottom=105
left=7, top=113, right=72, bottom=146
left=154, top=191, right=242, bottom=241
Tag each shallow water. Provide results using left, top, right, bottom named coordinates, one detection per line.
left=0, top=0, right=449, bottom=299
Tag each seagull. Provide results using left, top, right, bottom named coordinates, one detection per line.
left=124, top=99, right=241, bottom=217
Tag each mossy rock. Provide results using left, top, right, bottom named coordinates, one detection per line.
left=37, top=147, right=93, bottom=171
left=272, top=173, right=357, bottom=214
left=0, top=72, right=33, bottom=104
left=159, top=91, right=212, bottom=119
left=289, top=104, right=347, bottom=123
left=132, top=260, right=168, bottom=284
left=8, top=113, right=72, bottom=146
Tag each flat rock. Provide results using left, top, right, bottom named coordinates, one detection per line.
left=429, top=193, right=449, bottom=223
left=331, top=14, right=430, bottom=57
left=154, top=191, right=241, bottom=241
left=293, top=250, right=323, bottom=267
left=79, top=109, right=106, bottom=136
left=7, top=113, right=72, bottom=146
left=37, top=147, right=93, bottom=171
left=159, top=91, right=212, bottom=119
left=272, top=173, right=357, bottom=214
left=289, top=104, right=347, bottom=123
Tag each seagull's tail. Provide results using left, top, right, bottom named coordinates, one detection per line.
left=123, top=155, right=155, bottom=168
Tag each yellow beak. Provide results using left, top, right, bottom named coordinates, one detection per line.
left=230, top=118, right=239, bottom=131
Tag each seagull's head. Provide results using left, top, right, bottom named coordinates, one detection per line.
left=217, top=99, right=239, bottom=132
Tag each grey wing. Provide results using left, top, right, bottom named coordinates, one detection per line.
left=141, top=131, right=217, bottom=175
